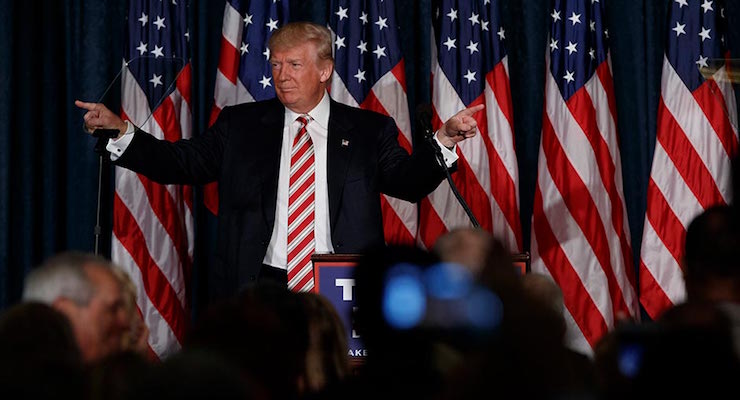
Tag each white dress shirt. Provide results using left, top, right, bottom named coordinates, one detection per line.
left=263, top=92, right=334, bottom=270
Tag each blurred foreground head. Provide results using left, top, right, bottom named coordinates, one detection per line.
left=22, top=252, right=130, bottom=362
left=683, top=205, right=740, bottom=303
left=0, top=302, right=84, bottom=397
left=187, top=284, right=310, bottom=400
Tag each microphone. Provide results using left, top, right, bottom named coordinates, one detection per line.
left=416, top=103, right=481, bottom=229
left=416, top=103, right=435, bottom=140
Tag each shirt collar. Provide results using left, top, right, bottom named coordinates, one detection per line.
left=284, top=91, right=331, bottom=129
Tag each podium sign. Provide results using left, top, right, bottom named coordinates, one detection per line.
left=312, top=254, right=365, bottom=362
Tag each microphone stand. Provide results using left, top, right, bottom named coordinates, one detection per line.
left=92, top=129, right=119, bottom=255
left=424, top=129, right=481, bottom=229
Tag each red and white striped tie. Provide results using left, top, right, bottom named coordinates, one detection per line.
left=287, top=115, right=316, bottom=292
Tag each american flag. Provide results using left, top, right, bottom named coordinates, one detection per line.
left=531, top=0, right=638, bottom=355
left=328, top=0, right=417, bottom=245
left=640, top=0, right=737, bottom=319
left=114, top=0, right=193, bottom=358
left=424, top=0, right=522, bottom=252
left=206, top=0, right=290, bottom=215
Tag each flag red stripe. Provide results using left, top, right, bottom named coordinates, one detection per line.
left=418, top=198, right=449, bottom=249
left=566, top=81, right=635, bottom=289
left=639, top=259, right=676, bottom=320
left=379, top=195, right=415, bottom=245
left=595, top=62, right=619, bottom=126
left=657, top=98, right=726, bottom=208
left=119, top=108, right=192, bottom=276
left=450, top=154, right=493, bottom=231
left=541, top=112, right=630, bottom=318
left=692, top=80, right=739, bottom=158
left=183, top=185, right=193, bottom=215
left=153, top=97, right=182, bottom=143
left=217, top=35, right=239, bottom=85
left=487, top=62, right=514, bottom=129
left=645, top=178, right=686, bottom=266
left=135, top=174, right=192, bottom=284
left=359, top=90, right=416, bottom=243
left=176, top=63, right=192, bottom=106
left=361, top=90, right=412, bottom=152
left=204, top=96, right=220, bottom=215
left=113, top=193, right=187, bottom=343
left=475, top=82, right=523, bottom=250
left=208, top=104, right=222, bottom=128
left=431, top=105, right=494, bottom=233
left=533, top=187, right=607, bottom=347
left=390, top=59, right=407, bottom=92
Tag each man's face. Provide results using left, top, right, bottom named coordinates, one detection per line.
left=62, top=265, right=129, bottom=362
left=271, top=41, right=332, bottom=114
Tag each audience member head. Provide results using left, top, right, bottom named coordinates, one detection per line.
left=352, top=245, right=452, bottom=397
left=297, top=292, right=350, bottom=393
left=521, top=273, right=564, bottom=315
left=22, top=251, right=130, bottom=362
left=87, top=351, right=153, bottom=400
left=187, top=284, right=309, bottom=400
left=434, top=228, right=498, bottom=276
left=0, top=302, right=84, bottom=398
left=131, top=350, right=249, bottom=400
left=596, top=302, right=739, bottom=398
left=354, top=245, right=440, bottom=347
left=683, top=205, right=740, bottom=303
left=434, top=228, right=522, bottom=309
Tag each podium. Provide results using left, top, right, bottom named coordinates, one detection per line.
left=311, top=253, right=365, bottom=365
left=311, top=252, right=531, bottom=366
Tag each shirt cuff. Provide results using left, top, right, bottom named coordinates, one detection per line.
left=106, top=121, right=135, bottom=161
left=433, top=133, right=459, bottom=168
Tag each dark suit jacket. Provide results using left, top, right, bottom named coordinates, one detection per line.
left=116, top=97, right=447, bottom=301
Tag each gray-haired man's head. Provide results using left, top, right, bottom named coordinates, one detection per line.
left=22, top=252, right=130, bottom=362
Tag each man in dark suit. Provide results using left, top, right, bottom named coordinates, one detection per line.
left=76, top=22, right=481, bottom=301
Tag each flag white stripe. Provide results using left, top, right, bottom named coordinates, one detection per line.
left=530, top=245, right=593, bottom=357
left=714, top=66, right=739, bottom=131
left=119, top=68, right=187, bottom=306
left=662, top=58, right=733, bottom=201
left=537, top=152, right=615, bottom=326
left=213, top=70, right=255, bottom=111
left=640, top=219, right=687, bottom=305
left=221, top=2, right=243, bottom=50
left=428, top=29, right=521, bottom=250
left=545, top=68, right=633, bottom=313
left=330, top=32, right=417, bottom=242
left=112, top=236, right=181, bottom=358
left=651, top=142, right=703, bottom=227
left=484, top=58, right=519, bottom=183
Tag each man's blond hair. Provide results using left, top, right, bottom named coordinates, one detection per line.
left=268, top=21, right=333, bottom=63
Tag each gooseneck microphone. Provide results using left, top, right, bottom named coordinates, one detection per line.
left=416, top=104, right=481, bottom=229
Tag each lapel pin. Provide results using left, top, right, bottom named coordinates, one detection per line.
left=341, top=139, right=350, bottom=147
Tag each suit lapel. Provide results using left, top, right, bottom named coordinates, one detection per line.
left=259, top=99, right=286, bottom=229
left=327, top=100, right=354, bottom=231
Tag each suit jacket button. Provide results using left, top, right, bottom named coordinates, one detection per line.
left=335, top=242, right=343, bottom=249
left=250, top=274, right=256, bottom=281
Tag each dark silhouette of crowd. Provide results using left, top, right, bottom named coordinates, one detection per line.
left=2, top=203, right=740, bottom=398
